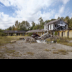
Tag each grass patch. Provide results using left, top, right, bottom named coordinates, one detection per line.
left=45, top=49, right=51, bottom=52
left=0, top=36, right=26, bottom=46
left=11, top=52, right=21, bottom=57
left=27, top=52, right=34, bottom=55
left=0, top=52, right=4, bottom=59
left=53, top=51, right=59, bottom=54
left=58, top=49, right=68, bottom=55
left=67, top=50, right=72, bottom=52
left=52, top=47, right=56, bottom=49
left=46, top=37, right=72, bottom=47
left=5, top=49, right=15, bottom=54
left=53, top=49, right=68, bottom=55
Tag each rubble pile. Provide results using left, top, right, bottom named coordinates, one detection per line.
left=25, top=37, right=36, bottom=43
left=38, top=33, right=52, bottom=40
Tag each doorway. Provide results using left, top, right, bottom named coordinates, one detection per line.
left=62, top=32, right=63, bottom=37
left=67, top=31, right=69, bottom=37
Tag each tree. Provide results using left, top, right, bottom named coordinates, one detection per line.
left=30, top=21, right=36, bottom=30
left=0, top=29, right=6, bottom=36
left=12, top=25, right=16, bottom=31
left=58, top=17, right=61, bottom=19
left=7, top=27, right=12, bottom=30
left=19, top=21, right=30, bottom=30
left=51, top=19, right=56, bottom=21
left=15, top=21, right=18, bottom=28
left=38, top=17, right=44, bottom=25
left=61, top=17, right=64, bottom=20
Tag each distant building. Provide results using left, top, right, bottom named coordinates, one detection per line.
left=44, top=19, right=72, bottom=38
left=26, top=29, right=45, bottom=36
left=44, top=19, right=68, bottom=32
left=4, top=31, right=27, bottom=36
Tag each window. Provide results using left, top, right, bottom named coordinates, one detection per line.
left=55, top=25, right=56, bottom=27
left=65, top=25, right=66, bottom=29
left=60, top=21, right=63, bottom=24
left=50, top=25, right=51, bottom=29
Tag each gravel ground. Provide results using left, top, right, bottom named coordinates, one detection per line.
left=0, top=40, right=72, bottom=59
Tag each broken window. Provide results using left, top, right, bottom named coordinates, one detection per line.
left=55, top=24, right=56, bottom=27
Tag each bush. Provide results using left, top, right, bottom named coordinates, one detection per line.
left=55, top=31, right=58, bottom=36
left=28, top=33, right=33, bottom=36
left=0, top=32, right=6, bottom=36
left=0, top=29, right=6, bottom=36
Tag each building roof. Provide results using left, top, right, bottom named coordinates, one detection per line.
left=44, top=19, right=61, bottom=26
left=4, top=30, right=27, bottom=33
left=26, top=29, right=45, bottom=33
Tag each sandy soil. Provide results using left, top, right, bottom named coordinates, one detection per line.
left=0, top=40, right=72, bottom=59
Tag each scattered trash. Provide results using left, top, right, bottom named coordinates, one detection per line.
left=19, top=38, right=25, bottom=40
left=10, top=40, right=16, bottom=43
left=36, top=40, right=46, bottom=44
left=25, top=37, right=36, bottom=43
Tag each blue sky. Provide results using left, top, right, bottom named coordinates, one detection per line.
left=0, top=0, right=72, bottom=29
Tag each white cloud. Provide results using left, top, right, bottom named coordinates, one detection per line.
left=55, top=5, right=65, bottom=19
left=61, top=0, right=70, bottom=4
left=59, top=5, right=65, bottom=13
left=55, top=0, right=70, bottom=19
left=0, top=0, right=70, bottom=29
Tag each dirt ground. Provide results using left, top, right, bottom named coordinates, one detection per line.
left=0, top=40, right=72, bottom=59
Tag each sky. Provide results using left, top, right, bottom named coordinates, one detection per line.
left=0, top=0, right=72, bottom=29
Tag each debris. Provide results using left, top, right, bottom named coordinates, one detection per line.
left=40, top=33, right=52, bottom=40
left=36, top=40, right=46, bottom=44
left=31, top=33, right=40, bottom=40
left=10, top=40, right=16, bottom=43
left=25, top=37, right=36, bottom=43
left=19, top=38, right=25, bottom=40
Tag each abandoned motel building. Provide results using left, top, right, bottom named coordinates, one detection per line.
left=4, top=19, right=72, bottom=38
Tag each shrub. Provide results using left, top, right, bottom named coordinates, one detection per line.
left=28, top=33, right=33, bottom=36
left=55, top=31, right=58, bottom=36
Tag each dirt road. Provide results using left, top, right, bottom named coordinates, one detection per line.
left=0, top=40, right=72, bottom=59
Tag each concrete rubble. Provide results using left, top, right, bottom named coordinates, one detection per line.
left=25, top=37, right=36, bottom=43
left=10, top=40, right=16, bottom=43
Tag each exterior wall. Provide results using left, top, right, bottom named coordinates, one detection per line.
left=58, top=31, right=62, bottom=37
left=69, top=30, right=72, bottom=38
left=63, top=30, right=68, bottom=38
left=49, top=24, right=54, bottom=30
left=44, top=25, right=48, bottom=31
left=58, top=30, right=72, bottom=38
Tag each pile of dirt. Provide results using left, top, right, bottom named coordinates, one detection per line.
left=25, top=37, right=36, bottom=43
left=40, top=34, right=52, bottom=40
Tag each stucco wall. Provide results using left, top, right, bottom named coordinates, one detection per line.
left=44, top=25, right=48, bottom=31
left=58, top=30, right=72, bottom=38
left=49, top=24, right=54, bottom=30
left=69, top=30, right=72, bottom=38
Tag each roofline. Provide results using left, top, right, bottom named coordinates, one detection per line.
left=44, top=19, right=67, bottom=26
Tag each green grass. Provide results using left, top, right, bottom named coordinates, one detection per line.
left=46, top=37, right=72, bottom=47
left=58, top=49, right=68, bottom=55
left=0, top=36, right=25, bottom=46
left=45, top=49, right=51, bottom=52
left=53, top=49, right=68, bottom=55
left=27, top=52, right=34, bottom=55
left=5, top=48, right=15, bottom=54
left=53, top=51, right=59, bottom=54
left=52, top=47, right=56, bottom=49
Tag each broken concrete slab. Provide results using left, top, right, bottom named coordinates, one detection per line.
left=10, top=40, right=16, bottom=43
left=25, top=37, right=36, bottom=43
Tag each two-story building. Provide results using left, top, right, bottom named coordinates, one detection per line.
left=44, top=19, right=72, bottom=38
